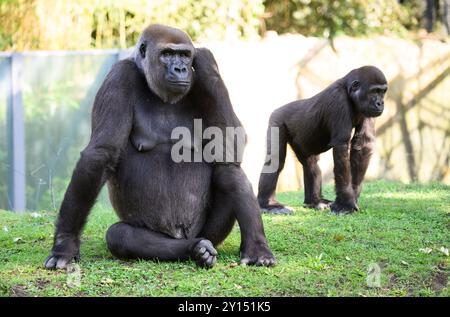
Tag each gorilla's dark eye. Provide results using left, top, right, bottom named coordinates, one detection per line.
left=163, top=51, right=171, bottom=58
left=139, top=43, right=146, bottom=58
left=180, top=51, right=190, bottom=58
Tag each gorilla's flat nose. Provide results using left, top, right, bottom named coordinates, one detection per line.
left=171, top=64, right=188, bottom=80
left=174, top=65, right=187, bottom=74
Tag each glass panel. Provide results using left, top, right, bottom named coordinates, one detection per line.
left=20, top=53, right=118, bottom=211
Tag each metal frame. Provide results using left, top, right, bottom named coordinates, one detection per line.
left=7, top=53, right=26, bottom=213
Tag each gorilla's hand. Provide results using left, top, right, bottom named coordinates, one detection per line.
left=44, top=234, right=80, bottom=269
left=240, top=241, right=276, bottom=267
left=191, top=239, right=217, bottom=269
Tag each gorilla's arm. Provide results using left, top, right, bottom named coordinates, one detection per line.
left=191, top=48, right=245, bottom=165
left=191, top=49, right=274, bottom=264
left=330, top=119, right=359, bottom=213
left=45, top=61, right=135, bottom=269
left=192, top=48, right=242, bottom=133
left=332, top=143, right=357, bottom=212
left=212, top=165, right=275, bottom=265
left=350, top=118, right=375, bottom=199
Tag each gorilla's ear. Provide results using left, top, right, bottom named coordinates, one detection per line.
left=350, top=80, right=360, bottom=93
left=139, top=42, right=147, bottom=59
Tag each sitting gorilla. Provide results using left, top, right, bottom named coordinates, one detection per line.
left=257, top=66, right=387, bottom=214
left=44, top=24, right=275, bottom=269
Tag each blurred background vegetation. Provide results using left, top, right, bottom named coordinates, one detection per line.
left=264, top=0, right=420, bottom=38
left=0, top=0, right=447, bottom=51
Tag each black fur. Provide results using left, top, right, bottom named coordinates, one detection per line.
left=257, top=66, right=387, bottom=215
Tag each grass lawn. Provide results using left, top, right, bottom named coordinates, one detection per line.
left=0, top=180, right=448, bottom=297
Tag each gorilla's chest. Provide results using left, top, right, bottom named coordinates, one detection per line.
left=111, top=97, right=212, bottom=239
left=130, top=97, right=200, bottom=152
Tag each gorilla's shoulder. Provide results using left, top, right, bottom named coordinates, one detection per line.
left=105, top=58, right=143, bottom=86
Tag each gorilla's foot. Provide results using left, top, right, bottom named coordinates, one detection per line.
left=330, top=200, right=359, bottom=215
left=304, top=198, right=333, bottom=210
left=240, top=243, right=276, bottom=267
left=260, top=204, right=293, bottom=215
left=192, top=239, right=217, bottom=269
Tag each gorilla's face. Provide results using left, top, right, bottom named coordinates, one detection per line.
left=135, top=25, right=195, bottom=104
left=348, top=66, right=388, bottom=118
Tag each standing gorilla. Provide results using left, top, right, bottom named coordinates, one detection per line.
left=45, top=24, right=275, bottom=269
left=258, top=66, right=387, bottom=214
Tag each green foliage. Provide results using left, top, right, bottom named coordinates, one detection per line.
left=398, top=0, right=424, bottom=31
left=0, top=181, right=448, bottom=296
left=263, top=0, right=417, bottom=38
left=0, top=0, right=435, bottom=51
left=0, top=0, right=264, bottom=51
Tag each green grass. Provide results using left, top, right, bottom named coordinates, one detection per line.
left=0, top=180, right=449, bottom=297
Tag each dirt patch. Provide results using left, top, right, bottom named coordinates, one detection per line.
left=430, top=271, right=448, bottom=292
left=388, top=273, right=397, bottom=288
left=35, top=278, right=50, bottom=290
left=11, top=285, right=29, bottom=297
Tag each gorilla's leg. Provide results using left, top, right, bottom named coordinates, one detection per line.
left=350, top=119, right=375, bottom=200
left=301, top=155, right=332, bottom=210
left=331, top=143, right=359, bottom=214
left=257, top=119, right=291, bottom=214
left=200, top=192, right=236, bottom=247
left=106, top=222, right=217, bottom=268
left=212, top=164, right=276, bottom=266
